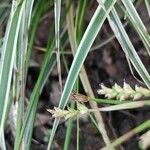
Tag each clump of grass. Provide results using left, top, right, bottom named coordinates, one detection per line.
left=0, top=0, right=150, bottom=149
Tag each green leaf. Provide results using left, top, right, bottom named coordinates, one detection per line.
left=121, top=0, right=150, bottom=55
left=108, top=8, right=150, bottom=88
left=47, top=0, right=117, bottom=149
left=145, top=0, right=150, bottom=17
left=54, top=0, right=62, bottom=92
left=0, top=1, right=26, bottom=149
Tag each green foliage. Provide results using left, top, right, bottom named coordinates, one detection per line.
left=0, top=0, right=150, bottom=149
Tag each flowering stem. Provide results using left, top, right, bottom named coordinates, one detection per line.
left=76, top=116, right=80, bottom=150
left=90, top=97, right=128, bottom=105
left=88, top=100, right=150, bottom=112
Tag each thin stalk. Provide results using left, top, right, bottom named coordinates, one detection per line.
left=89, top=100, right=150, bottom=112
left=63, top=48, right=77, bottom=150
left=76, top=116, right=80, bottom=150
left=75, top=0, right=88, bottom=44
left=54, top=0, right=62, bottom=92
left=25, top=0, right=45, bottom=77
left=66, top=0, right=112, bottom=147
left=91, top=98, right=127, bottom=105
left=63, top=103, right=75, bottom=150
left=101, top=120, right=150, bottom=150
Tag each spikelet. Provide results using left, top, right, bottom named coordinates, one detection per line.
left=97, top=82, right=150, bottom=100
left=47, top=103, right=88, bottom=120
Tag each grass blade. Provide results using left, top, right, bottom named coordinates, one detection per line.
left=108, top=8, right=150, bottom=88
left=145, top=0, right=150, bottom=17
left=13, top=0, right=37, bottom=148
left=0, top=1, right=26, bottom=149
left=0, top=0, right=11, bottom=25
left=54, top=0, right=62, bottom=92
left=25, top=0, right=48, bottom=76
left=121, top=0, right=150, bottom=55
left=66, top=0, right=111, bottom=146
left=75, top=0, right=88, bottom=44
left=14, top=47, right=56, bottom=149
left=47, top=0, right=117, bottom=149
left=15, top=25, right=67, bottom=150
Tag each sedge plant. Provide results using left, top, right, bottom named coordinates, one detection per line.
left=0, top=0, right=150, bottom=150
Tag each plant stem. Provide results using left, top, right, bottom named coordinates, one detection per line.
left=101, top=120, right=150, bottom=150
